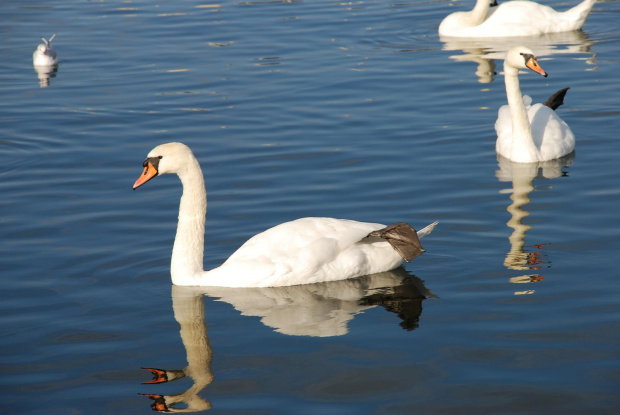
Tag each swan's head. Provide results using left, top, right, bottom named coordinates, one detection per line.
left=505, top=46, right=547, bottom=77
left=133, top=142, right=197, bottom=190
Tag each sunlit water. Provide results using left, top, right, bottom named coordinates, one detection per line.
left=1, top=0, right=619, bottom=413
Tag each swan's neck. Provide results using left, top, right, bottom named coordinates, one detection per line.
left=468, top=0, right=491, bottom=25
left=171, top=158, right=207, bottom=285
left=504, top=64, right=538, bottom=161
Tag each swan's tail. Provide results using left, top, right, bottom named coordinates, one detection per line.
left=367, top=221, right=438, bottom=262
left=563, top=0, right=597, bottom=29
left=417, top=221, right=439, bottom=239
left=543, top=87, right=570, bottom=111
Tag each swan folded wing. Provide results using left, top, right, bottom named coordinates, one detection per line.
left=227, top=218, right=383, bottom=261
left=529, top=104, right=575, bottom=159
left=480, top=3, right=565, bottom=35
left=220, top=218, right=386, bottom=286
left=367, top=223, right=425, bottom=262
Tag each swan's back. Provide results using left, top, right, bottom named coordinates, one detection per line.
left=209, top=218, right=401, bottom=287
left=441, top=0, right=596, bottom=37
left=496, top=96, right=575, bottom=162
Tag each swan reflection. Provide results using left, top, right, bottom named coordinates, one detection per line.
left=441, top=30, right=596, bottom=83
left=140, top=285, right=214, bottom=412
left=140, top=269, right=434, bottom=411
left=33, top=64, right=58, bottom=88
left=202, top=267, right=434, bottom=336
left=496, top=153, right=574, bottom=294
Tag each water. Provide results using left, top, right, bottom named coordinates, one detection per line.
left=1, top=0, right=619, bottom=413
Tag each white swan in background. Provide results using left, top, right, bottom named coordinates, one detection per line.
left=495, top=46, right=575, bottom=163
left=32, top=34, right=58, bottom=66
left=133, top=142, right=438, bottom=288
left=438, top=0, right=597, bottom=37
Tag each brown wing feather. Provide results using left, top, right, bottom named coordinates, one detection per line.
left=367, top=222, right=425, bottom=262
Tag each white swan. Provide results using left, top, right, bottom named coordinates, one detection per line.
left=32, top=34, right=58, bottom=66
left=133, top=142, right=438, bottom=287
left=495, top=46, right=575, bottom=163
left=438, top=0, right=597, bottom=38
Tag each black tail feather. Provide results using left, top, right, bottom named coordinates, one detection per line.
left=543, top=87, right=570, bottom=111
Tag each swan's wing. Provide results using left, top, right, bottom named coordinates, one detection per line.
left=529, top=104, right=575, bottom=159
left=225, top=217, right=383, bottom=264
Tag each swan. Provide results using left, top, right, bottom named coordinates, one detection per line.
left=32, top=34, right=58, bottom=66
left=133, top=142, right=438, bottom=287
left=495, top=46, right=575, bottom=163
left=438, top=0, right=597, bottom=38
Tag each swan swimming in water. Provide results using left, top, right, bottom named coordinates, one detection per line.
left=133, top=142, right=438, bottom=287
left=495, top=46, right=575, bottom=163
left=438, top=0, right=597, bottom=38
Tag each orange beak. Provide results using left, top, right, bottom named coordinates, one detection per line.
left=133, top=161, right=158, bottom=190
left=525, top=56, right=548, bottom=77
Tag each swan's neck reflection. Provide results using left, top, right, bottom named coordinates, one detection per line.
left=141, top=286, right=213, bottom=412
left=140, top=269, right=434, bottom=411
left=503, top=163, right=534, bottom=270
left=496, top=153, right=574, bottom=294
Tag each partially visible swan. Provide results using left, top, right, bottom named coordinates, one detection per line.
left=133, top=142, right=438, bottom=287
left=495, top=46, right=575, bottom=163
left=32, top=34, right=58, bottom=66
left=438, top=0, right=597, bottom=38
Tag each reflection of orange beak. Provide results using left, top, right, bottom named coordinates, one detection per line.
left=139, top=393, right=169, bottom=412
left=133, top=162, right=158, bottom=190
left=526, top=57, right=548, bottom=77
left=141, top=367, right=168, bottom=384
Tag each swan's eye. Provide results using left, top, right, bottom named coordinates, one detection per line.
left=520, top=53, right=534, bottom=63
left=158, top=156, right=163, bottom=159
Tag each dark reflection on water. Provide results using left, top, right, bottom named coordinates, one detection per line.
left=140, top=270, right=433, bottom=412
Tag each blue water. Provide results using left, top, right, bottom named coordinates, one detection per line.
left=1, top=0, right=619, bottom=413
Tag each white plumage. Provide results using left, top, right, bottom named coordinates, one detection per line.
left=33, top=34, right=58, bottom=66
left=495, top=46, right=575, bottom=163
left=133, top=142, right=437, bottom=287
left=439, top=0, right=597, bottom=38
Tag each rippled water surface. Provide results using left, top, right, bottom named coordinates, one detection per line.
left=1, top=0, right=620, bottom=413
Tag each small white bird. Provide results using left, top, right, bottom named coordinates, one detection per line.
left=495, top=46, right=575, bottom=163
left=439, top=0, right=597, bottom=38
left=33, top=34, right=58, bottom=66
left=133, top=142, right=438, bottom=287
